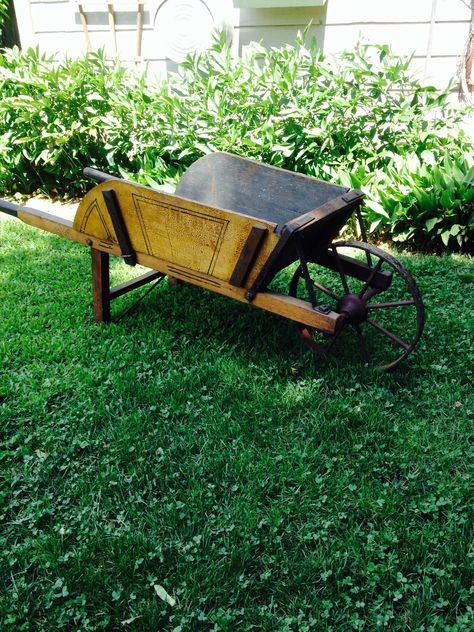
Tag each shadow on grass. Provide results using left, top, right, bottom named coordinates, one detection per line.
left=4, top=221, right=473, bottom=393
left=0, top=222, right=444, bottom=386
left=0, top=223, right=305, bottom=368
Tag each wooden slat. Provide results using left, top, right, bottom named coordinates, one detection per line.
left=230, top=224, right=267, bottom=287
left=236, top=6, right=325, bottom=27
left=237, top=24, right=324, bottom=50
left=325, top=0, right=432, bottom=24
left=109, top=270, right=164, bottom=300
left=136, top=1, right=144, bottom=59
left=17, top=208, right=122, bottom=256
left=431, top=22, right=471, bottom=57
left=107, top=3, right=117, bottom=55
left=77, top=3, right=91, bottom=51
left=323, top=23, right=430, bottom=57
left=252, top=292, right=339, bottom=333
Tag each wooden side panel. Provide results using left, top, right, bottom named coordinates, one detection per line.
left=74, top=180, right=280, bottom=287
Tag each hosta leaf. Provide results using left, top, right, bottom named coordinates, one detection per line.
left=449, top=224, right=462, bottom=236
left=440, top=189, right=453, bottom=209
left=365, top=199, right=389, bottom=218
left=440, top=230, right=450, bottom=246
left=369, top=219, right=382, bottom=232
left=425, top=217, right=441, bottom=232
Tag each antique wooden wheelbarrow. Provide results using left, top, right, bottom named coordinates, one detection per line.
left=0, top=152, right=424, bottom=370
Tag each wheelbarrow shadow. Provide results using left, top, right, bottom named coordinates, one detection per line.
left=112, top=272, right=308, bottom=367
left=0, top=223, right=302, bottom=365
left=0, top=224, right=426, bottom=384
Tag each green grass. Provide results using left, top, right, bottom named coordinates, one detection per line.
left=0, top=220, right=473, bottom=631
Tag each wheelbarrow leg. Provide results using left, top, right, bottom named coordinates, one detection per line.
left=91, top=248, right=111, bottom=323
left=90, top=247, right=166, bottom=323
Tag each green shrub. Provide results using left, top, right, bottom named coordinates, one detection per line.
left=0, top=0, right=7, bottom=37
left=369, top=152, right=474, bottom=249
left=0, top=47, right=136, bottom=193
left=0, top=32, right=473, bottom=250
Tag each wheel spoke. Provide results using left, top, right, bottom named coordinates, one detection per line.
left=358, top=257, right=384, bottom=298
left=296, top=246, right=318, bottom=308
left=364, top=287, right=381, bottom=301
left=312, top=280, right=339, bottom=301
left=353, top=324, right=370, bottom=364
left=331, top=246, right=350, bottom=294
left=356, top=207, right=373, bottom=267
left=366, top=318, right=410, bottom=350
left=325, top=329, right=342, bottom=355
left=368, top=300, right=415, bottom=310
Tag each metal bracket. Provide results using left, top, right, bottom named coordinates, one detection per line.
left=296, top=236, right=319, bottom=309
left=315, top=304, right=331, bottom=314
left=342, top=189, right=364, bottom=204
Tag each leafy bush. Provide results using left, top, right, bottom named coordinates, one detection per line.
left=0, top=32, right=473, bottom=250
left=0, top=47, right=136, bottom=193
left=0, top=0, right=6, bottom=31
left=369, top=152, right=474, bottom=249
left=0, top=0, right=10, bottom=47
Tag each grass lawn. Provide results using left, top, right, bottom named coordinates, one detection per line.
left=0, top=219, right=473, bottom=631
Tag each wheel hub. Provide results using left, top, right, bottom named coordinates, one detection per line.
left=336, top=293, right=367, bottom=324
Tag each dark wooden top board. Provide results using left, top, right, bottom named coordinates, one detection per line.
left=175, top=152, right=348, bottom=231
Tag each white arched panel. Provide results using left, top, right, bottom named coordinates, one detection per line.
left=154, top=0, right=216, bottom=62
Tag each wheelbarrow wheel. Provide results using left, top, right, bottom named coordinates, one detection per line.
left=288, top=241, right=425, bottom=371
